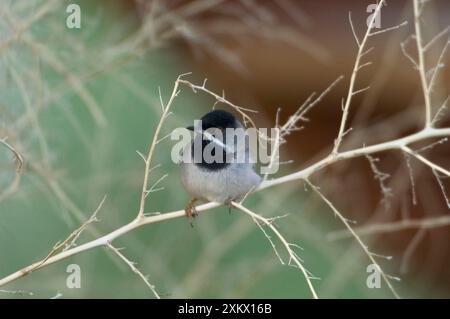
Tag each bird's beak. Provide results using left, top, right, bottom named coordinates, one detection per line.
left=186, top=125, right=195, bottom=131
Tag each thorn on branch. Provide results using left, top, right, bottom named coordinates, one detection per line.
left=348, top=11, right=360, bottom=47
left=432, top=169, right=450, bottom=209
left=352, top=86, right=371, bottom=96
left=136, top=150, right=147, bottom=163
left=0, top=137, right=25, bottom=201
left=369, top=21, right=408, bottom=37
left=107, top=243, right=160, bottom=299
left=400, top=36, right=419, bottom=69
left=416, top=137, right=448, bottom=153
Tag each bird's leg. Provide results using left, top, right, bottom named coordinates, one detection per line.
left=185, top=197, right=198, bottom=227
left=225, top=198, right=234, bottom=214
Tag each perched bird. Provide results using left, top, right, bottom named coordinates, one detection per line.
left=180, top=109, right=261, bottom=223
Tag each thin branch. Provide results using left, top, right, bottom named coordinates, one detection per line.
left=402, top=146, right=450, bottom=177
left=413, top=0, right=432, bottom=127
left=63, top=196, right=107, bottom=251
left=401, top=36, right=419, bottom=68
left=333, top=0, right=385, bottom=154
left=230, top=201, right=319, bottom=299
left=28, top=196, right=106, bottom=272
left=423, top=25, right=450, bottom=52
left=369, top=21, right=408, bottom=37
left=296, top=75, right=344, bottom=121
left=107, top=243, right=160, bottom=299
left=352, top=85, right=371, bottom=96
left=432, top=169, right=450, bottom=208
left=262, top=127, right=280, bottom=183
left=328, top=215, right=450, bottom=240
left=349, top=12, right=360, bottom=47
left=177, top=78, right=258, bottom=131
left=416, top=137, right=448, bottom=153
left=0, top=289, right=33, bottom=296
left=306, top=180, right=400, bottom=298
left=429, top=40, right=449, bottom=96
left=137, top=73, right=190, bottom=218
left=0, top=137, right=24, bottom=202
left=400, top=228, right=426, bottom=274
left=431, top=95, right=450, bottom=126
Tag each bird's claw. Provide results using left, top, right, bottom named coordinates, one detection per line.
left=185, top=198, right=198, bottom=227
left=225, top=199, right=234, bottom=215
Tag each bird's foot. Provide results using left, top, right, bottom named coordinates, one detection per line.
left=185, top=198, right=198, bottom=227
left=225, top=199, right=235, bottom=215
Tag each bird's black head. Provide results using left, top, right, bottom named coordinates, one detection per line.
left=186, top=109, right=239, bottom=131
left=186, top=109, right=240, bottom=171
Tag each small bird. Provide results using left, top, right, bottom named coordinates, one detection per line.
left=180, top=109, right=261, bottom=223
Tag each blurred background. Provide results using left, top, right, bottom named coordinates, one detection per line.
left=0, top=0, right=449, bottom=298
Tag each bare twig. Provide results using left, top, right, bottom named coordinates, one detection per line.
left=306, top=180, right=400, bottom=299
left=402, top=146, right=450, bottom=177
left=0, top=137, right=24, bottom=202
left=433, top=169, right=450, bottom=208
left=28, top=196, right=106, bottom=273
left=431, top=95, right=450, bottom=126
left=413, top=0, right=432, bottom=127
left=0, top=289, right=33, bottom=296
left=369, top=21, right=408, bottom=37
left=429, top=41, right=449, bottom=96
left=137, top=73, right=190, bottom=218
left=400, top=228, right=427, bottom=274
left=177, top=78, right=258, bottom=130
left=401, top=36, right=419, bottom=68
left=333, top=1, right=407, bottom=154
left=107, top=243, right=160, bottom=299
left=423, top=25, right=450, bottom=52
left=328, top=215, right=450, bottom=240
left=231, top=201, right=319, bottom=299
